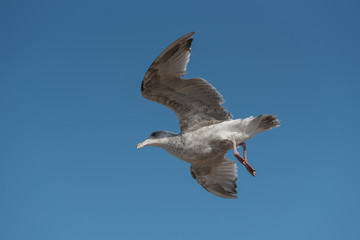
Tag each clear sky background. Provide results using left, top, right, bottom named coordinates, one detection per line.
left=1, top=0, right=359, bottom=239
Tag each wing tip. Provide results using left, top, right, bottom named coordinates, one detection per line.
left=183, top=31, right=195, bottom=39
left=208, top=188, right=238, bottom=199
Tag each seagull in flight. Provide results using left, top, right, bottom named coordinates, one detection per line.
left=137, top=32, right=280, bottom=198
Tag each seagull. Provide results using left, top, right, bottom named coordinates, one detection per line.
left=137, top=32, right=280, bottom=198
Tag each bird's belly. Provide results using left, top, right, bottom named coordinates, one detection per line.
left=168, top=134, right=227, bottom=164
left=167, top=145, right=222, bottom=164
left=166, top=121, right=253, bottom=163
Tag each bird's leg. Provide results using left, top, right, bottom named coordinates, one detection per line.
left=240, top=142, right=247, bottom=159
left=229, top=139, right=256, bottom=177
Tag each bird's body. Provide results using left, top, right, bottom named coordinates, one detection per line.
left=162, top=118, right=254, bottom=163
left=137, top=32, right=280, bottom=198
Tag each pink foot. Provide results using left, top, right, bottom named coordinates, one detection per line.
left=229, top=139, right=256, bottom=177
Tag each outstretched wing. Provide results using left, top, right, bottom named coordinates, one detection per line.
left=190, top=158, right=238, bottom=199
left=141, top=32, right=232, bottom=133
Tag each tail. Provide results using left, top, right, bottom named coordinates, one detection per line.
left=247, top=115, right=280, bottom=135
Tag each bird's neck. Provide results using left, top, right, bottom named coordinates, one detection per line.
left=148, top=137, right=171, bottom=148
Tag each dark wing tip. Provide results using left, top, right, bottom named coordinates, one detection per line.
left=141, top=32, right=195, bottom=93
left=183, top=31, right=195, bottom=39
left=187, top=38, right=193, bottom=49
left=141, top=79, right=145, bottom=92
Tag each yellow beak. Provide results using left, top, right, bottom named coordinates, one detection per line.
left=137, top=139, right=150, bottom=149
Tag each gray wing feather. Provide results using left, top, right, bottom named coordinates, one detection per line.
left=141, top=32, right=232, bottom=133
left=190, top=158, right=238, bottom=199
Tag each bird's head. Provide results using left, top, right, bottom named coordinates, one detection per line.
left=137, top=131, right=178, bottom=149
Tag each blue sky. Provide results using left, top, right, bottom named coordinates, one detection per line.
left=1, top=0, right=359, bottom=239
